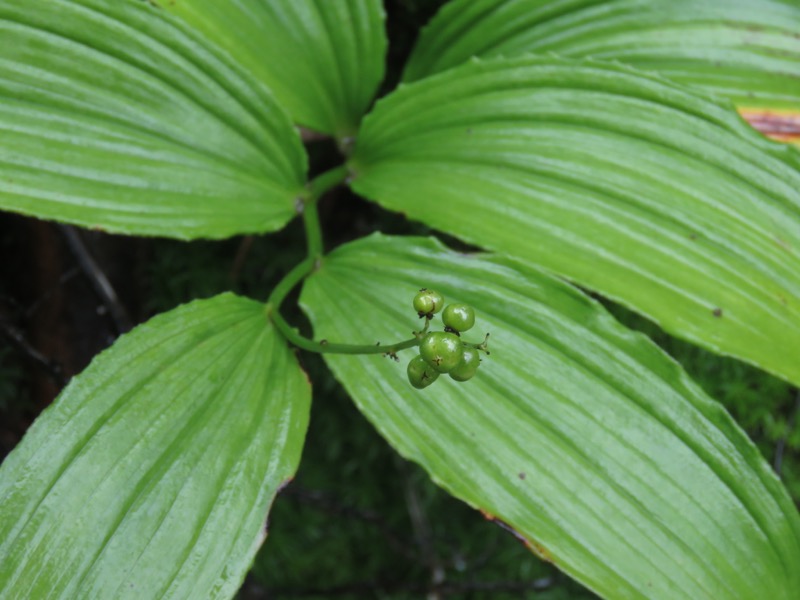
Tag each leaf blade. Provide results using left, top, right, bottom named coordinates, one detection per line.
left=350, top=56, right=800, bottom=387
left=0, top=293, right=311, bottom=599
left=300, top=233, right=800, bottom=600
left=404, top=0, right=800, bottom=115
left=156, top=0, right=387, bottom=138
left=0, top=0, right=307, bottom=239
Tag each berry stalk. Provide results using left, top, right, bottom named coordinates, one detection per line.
left=268, top=168, right=432, bottom=355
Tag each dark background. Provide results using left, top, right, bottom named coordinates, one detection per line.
left=1, top=1, right=798, bottom=598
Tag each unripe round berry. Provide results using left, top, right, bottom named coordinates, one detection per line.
left=413, top=289, right=444, bottom=316
left=407, top=355, right=439, bottom=389
left=442, top=303, right=475, bottom=333
left=419, top=331, right=463, bottom=373
left=449, top=347, right=481, bottom=382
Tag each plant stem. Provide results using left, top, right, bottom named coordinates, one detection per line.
left=266, top=258, right=422, bottom=355
left=301, top=165, right=348, bottom=259
left=272, top=307, right=422, bottom=355
left=268, top=165, right=423, bottom=356
left=307, top=164, right=349, bottom=201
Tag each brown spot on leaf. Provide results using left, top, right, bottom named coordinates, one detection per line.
left=739, top=108, right=800, bottom=143
left=712, top=308, right=723, bottom=318
left=478, top=508, right=555, bottom=563
left=493, top=516, right=531, bottom=546
left=518, top=472, right=526, bottom=480
left=526, top=539, right=553, bottom=563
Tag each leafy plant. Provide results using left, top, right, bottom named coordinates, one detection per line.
left=1, top=1, right=799, bottom=599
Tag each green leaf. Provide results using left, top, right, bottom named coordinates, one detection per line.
left=156, top=0, right=387, bottom=138
left=404, top=0, right=800, bottom=113
left=350, top=56, right=800, bottom=388
left=0, top=293, right=310, bottom=599
left=0, top=0, right=307, bottom=239
left=300, top=234, right=800, bottom=600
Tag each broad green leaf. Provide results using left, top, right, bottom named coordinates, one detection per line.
left=156, top=0, right=387, bottom=138
left=350, top=56, right=800, bottom=388
left=0, top=293, right=310, bottom=599
left=300, top=234, right=800, bottom=600
left=0, top=0, right=307, bottom=239
left=404, top=0, right=800, bottom=115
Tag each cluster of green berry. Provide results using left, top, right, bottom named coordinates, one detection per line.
left=407, top=289, right=488, bottom=389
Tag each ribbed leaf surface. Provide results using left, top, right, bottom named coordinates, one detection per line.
left=0, top=294, right=310, bottom=599
left=157, top=0, right=387, bottom=138
left=301, top=234, right=800, bottom=600
left=0, top=0, right=306, bottom=239
left=404, top=0, right=800, bottom=114
left=350, top=56, right=800, bottom=387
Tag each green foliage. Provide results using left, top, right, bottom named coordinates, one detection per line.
left=0, top=1, right=799, bottom=599
left=138, top=229, right=800, bottom=598
left=154, top=0, right=387, bottom=138
left=351, top=54, right=800, bottom=387
left=301, top=234, right=800, bottom=599
left=605, top=302, right=800, bottom=509
left=250, top=363, right=598, bottom=598
left=0, top=0, right=307, bottom=239
left=404, top=0, right=800, bottom=111
left=0, top=295, right=311, bottom=599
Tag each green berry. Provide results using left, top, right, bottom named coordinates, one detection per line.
left=442, top=303, right=475, bottom=333
left=407, top=355, right=439, bottom=389
left=449, top=347, right=481, bottom=382
left=419, top=332, right=463, bottom=373
left=413, top=289, right=444, bottom=316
